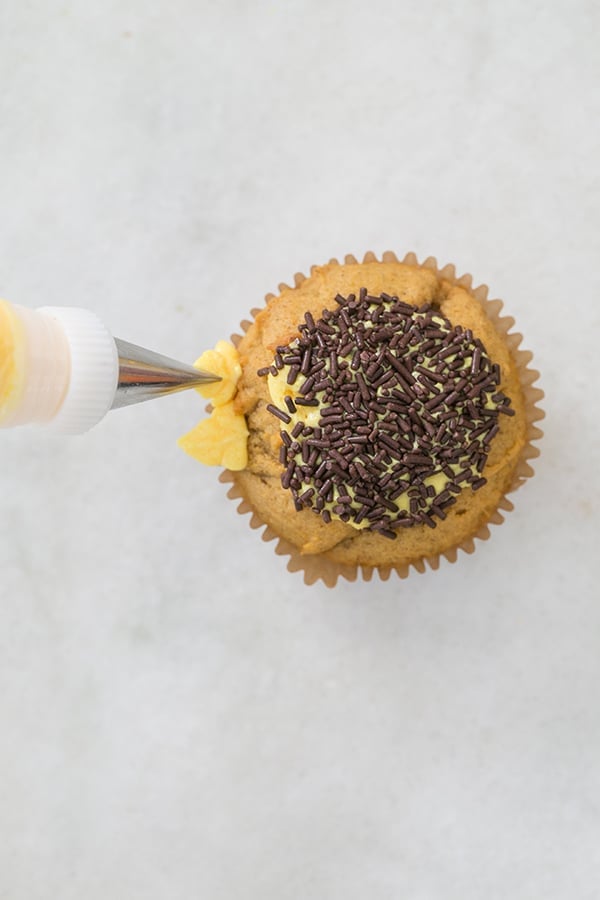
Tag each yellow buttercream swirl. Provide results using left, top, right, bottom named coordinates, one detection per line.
left=194, top=340, right=241, bottom=407
left=178, top=340, right=248, bottom=470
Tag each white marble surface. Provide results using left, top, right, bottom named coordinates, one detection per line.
left=1, top=1, right=599, bottom=897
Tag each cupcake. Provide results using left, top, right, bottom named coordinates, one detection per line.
left=179, top=252, right=543, bottom=585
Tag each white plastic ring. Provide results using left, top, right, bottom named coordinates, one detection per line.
left=40, top=307, right=119, bottom=434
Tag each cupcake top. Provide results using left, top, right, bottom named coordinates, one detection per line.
left=260, top=288, right=514, bottom=539
left=180, top=256, right=534, bottom=568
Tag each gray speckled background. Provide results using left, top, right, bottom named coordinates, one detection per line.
left=1, top=1, right=599, bottom=898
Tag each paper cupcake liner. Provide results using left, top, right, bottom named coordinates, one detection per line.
left=219, top=251, right=544, bottom=587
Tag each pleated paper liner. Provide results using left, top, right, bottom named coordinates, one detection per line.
left=219, top=251, right=544, bottom=587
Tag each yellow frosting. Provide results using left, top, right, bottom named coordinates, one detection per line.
left=0, top=299, right=25, bottom=423
left=179, top=401, right=248, bottom=469
left=194, top=340, right=241, bottom=407
left=265, top=308, right=498, bottom=532
left=178, top=340, right=248, bottom=470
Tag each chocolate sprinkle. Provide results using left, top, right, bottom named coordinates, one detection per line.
left=266, top=403, right=291, bottom=424
left=258, top=291, right=512, bottom=537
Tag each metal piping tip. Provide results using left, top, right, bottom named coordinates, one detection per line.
left=111, top=338, right=221, bottom=410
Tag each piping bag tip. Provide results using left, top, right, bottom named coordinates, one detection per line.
left=111, top=338, right=221, bottom=410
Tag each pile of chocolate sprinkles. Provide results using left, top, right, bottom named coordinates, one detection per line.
left=258, top=289, right=513, bottom=538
